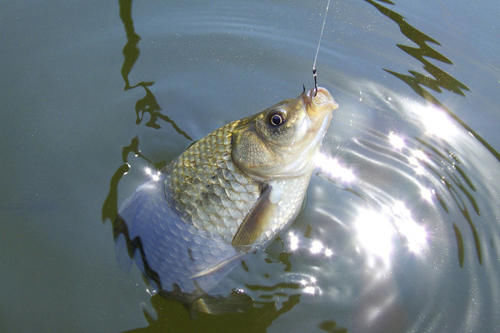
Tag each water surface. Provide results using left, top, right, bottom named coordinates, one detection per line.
left=1, top=0, right=499, bottom=332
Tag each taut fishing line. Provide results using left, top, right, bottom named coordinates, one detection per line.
left=312, top=0, right=331, bottom=96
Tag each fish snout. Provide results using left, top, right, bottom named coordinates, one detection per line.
left=303, top=87, right=338, bottom=118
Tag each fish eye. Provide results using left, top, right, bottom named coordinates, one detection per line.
left=268, top=111, right=285, bottom=127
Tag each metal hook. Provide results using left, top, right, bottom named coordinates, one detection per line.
left=313, top=68, right=318, bottom=97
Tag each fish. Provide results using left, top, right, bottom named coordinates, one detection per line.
left=117, top=87, right=338, bottom=299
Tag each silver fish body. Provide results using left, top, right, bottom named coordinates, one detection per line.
left=118, top=179, right=241, bottom=294
left=117, top=87, right=338, bottom=295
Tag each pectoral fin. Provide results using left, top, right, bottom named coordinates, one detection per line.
left=232, top=184, right=276, bottom=248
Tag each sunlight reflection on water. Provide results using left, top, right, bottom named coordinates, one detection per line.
left=407, top=101, right=459, bottom=139
left=144, top=166, right=162, bottom=182
left=314, top=152, right=355, bottom=183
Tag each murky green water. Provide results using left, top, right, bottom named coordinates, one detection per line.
left=2, top=0, right=499, bottom=332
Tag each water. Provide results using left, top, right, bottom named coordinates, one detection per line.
left=1, top=0, right=499, bottom=332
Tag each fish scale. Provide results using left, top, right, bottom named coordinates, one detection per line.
left=118, top=180, right=242, bottom=293
left=166, top=124, right=315, bottom=246
left=168, top=119, right=261, bottom=243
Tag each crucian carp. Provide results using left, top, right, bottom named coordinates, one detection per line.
left=118, top=87, right=338, bottom=296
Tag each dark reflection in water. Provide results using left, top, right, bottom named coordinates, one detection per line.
left=103, top=136, right=139, bottom=222
left=123, top=294, right=301, bottom=333
left=119, top=292, right=347, bottom=333
left=453, top=224, right=465, bottom=267
left=103, top=0, right=191, bottom=223
left=119, top=0, right=141, bottom=90
left=366, top=0, right=500, bottom=162
left=102, top=137, right=167, bottom=222
left=366, top=0, right=469, bottom=96
left=118, top=0, right=191, bottom=140
left=318, top=321, right=348, bottom=333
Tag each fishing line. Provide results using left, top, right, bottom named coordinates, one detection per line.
left=312, top=0, right=331, bottom=96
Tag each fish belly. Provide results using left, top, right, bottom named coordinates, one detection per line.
left=117, top=180, right=242, bottom=294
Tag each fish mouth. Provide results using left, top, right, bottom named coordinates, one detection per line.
left=303, top=87, right=338, bottom=119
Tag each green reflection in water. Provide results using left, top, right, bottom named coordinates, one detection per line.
left=366, top=0, right=487, bottom=266
left=453, top=224, right=465, bottom=267
left=102, top=137, right=167, bottom=223
left=318, top=320, right=348, bottom=333
left=103, top=0, right=191, bottom=223
left=123, top=294, right=301, bottom=333
left=102, top=136, right=136, bottom=222
left=366, top=0, right=500, bottom=162
left=119, top=0, right=192, bottom=140
left=366, top=0, right=469, bottom=97
left=119, top=0, right=141, bottom=90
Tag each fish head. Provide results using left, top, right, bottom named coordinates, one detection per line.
left=232, top=87, right=338, bottom=180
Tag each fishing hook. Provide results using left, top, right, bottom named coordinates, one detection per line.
left=313, top=68, right=318, bottom=96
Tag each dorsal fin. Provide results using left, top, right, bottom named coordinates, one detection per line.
left=231, top=184, right=276, bottom=249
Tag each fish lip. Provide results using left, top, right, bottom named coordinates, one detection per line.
left=303, top=87, right=338, bottom=109
left=302, top=88, right=314, bottom=105
left=302, top=87, right=338, bottom=120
